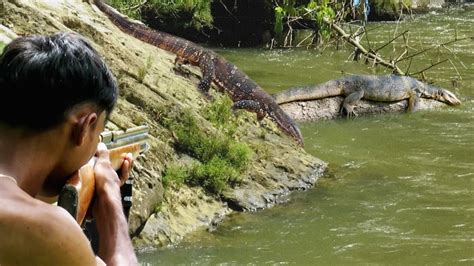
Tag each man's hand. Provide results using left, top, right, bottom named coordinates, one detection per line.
left=91, top=143, right=138, bottom=266
left=93, top=143, right=133, bottom=198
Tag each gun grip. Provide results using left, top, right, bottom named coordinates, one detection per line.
left=57, top=184, right=79, bottom=220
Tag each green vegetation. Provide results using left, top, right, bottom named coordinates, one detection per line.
left=203, top=95, right=238, bottom=136
left=137, top=56, right=153, bottom=83
left=108, top=0, right=213, bottom=30
left=148, top=0, right=213, bottom=30
left=274, top=0, right=336, bottom=41
left=163, top=100, right=252, bottom=195
left=108, top=0, right=143, bottom=19
left=0, top=42, right=5, bottom=53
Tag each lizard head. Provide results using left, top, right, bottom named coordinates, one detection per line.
left=436, top=88, right=461, bottom=105
left=418, top=84, right=461, bottom=106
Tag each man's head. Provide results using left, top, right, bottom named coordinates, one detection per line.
left=0, top=32, right=119, bottom=195
left=0, top=32, right=118, bottom=130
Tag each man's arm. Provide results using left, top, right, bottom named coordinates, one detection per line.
left=92, top=143, right=138, bottom=265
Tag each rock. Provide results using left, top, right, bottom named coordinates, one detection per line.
left=280, top=97, right=446, bottom=122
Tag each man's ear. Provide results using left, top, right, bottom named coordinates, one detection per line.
left=73, top=113, right=98, bottom=146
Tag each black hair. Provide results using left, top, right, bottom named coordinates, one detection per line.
left=0, top=32, right=118, bottom=130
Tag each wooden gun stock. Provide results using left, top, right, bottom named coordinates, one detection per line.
left=58, top=126, right=149, bottom=225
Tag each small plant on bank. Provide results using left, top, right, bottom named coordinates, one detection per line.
left=203, top=95, right=239, bottom=136
left=163, top=108, right=252, bottom=195
left=162, top=164, right=188, bottom=188
left=137, top=56, right=153, bottom=83
left=188, top=156, right=241, bottom=195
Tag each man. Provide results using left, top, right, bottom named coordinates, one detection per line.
left=0, top=32, right=138, bottom=265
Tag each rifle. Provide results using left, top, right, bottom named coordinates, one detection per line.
left=57, top=125, right=150, bottom=226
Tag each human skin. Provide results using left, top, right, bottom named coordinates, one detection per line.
left=0, top=106, right=138, bottom=266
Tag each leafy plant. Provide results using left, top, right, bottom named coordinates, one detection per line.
left=273, top=0, right=337, bottom=43
left=274, top=6, right=286, bottom=35
left=312, top=0, right=336, bottom=40
left=108, top=0, right=213, bottom=30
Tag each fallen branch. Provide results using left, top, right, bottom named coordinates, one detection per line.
left=323, top=17, right=473, bottom=78
left=409, top=59, right=448, bottom=76
left=323, top=17, right=405, bottom=75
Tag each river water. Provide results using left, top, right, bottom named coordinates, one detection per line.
left=139, top=8, right=473, bottom=265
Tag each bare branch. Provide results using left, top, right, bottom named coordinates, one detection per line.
left=323, top=17, right=405, bottom=75
left=374, top=30, right=409, bottom=53
left=409, top=59, right=449, bottom=76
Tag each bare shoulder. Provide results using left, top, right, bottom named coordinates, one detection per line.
left=0, top=194, right=96, bottom=265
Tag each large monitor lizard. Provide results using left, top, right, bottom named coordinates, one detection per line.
left=89, top=0, right=304, bottom=146
left=272, top=74, right=461, bottom=117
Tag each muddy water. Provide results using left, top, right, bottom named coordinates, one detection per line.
left=139, top=8, right=473, bottom=265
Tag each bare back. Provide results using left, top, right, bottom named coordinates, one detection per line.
left=0, top=182, right=97, bottom=266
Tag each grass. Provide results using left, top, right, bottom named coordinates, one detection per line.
left=108, top=0, right=213, bottom=30
left=137, top=56, right=153, bottom=83
left=203, top=95, right=238, bottom=136
left=163, top=106, right=252, bottom=195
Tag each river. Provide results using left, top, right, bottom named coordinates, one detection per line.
left=139, top=7, right=473, bottom=265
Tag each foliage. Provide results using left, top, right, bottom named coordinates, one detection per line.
left=273, top=0, right=336, bottom=41
left=0, top=43, right=5, bottom=53
left=108, top=0, right=213, bottom=30
left=108, top=0, right=143, bottom=19
left=203, top=95, right=238, bottom=136
left=312, top=0, right=336, bottom=40
left=162, top=164, right=188, bottom=188
left=163, top=108, right=252, bottom=195
left=188, top=156, right=241, bottom=194
left=274, top=6, right=286, bottom=36
left=147, top=0, right=213, bottom=30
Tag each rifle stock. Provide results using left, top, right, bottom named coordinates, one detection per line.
left=57, top=126, right=149, bottom=226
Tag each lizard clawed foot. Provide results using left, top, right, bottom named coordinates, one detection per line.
left=173, top=64, right=192, bottom=77
left=341, top=105, right=358, bottom=119
left=347, top=111, right=358, bottom=119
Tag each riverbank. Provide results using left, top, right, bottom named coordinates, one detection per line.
left=0, top=0, right=326, bottom=248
